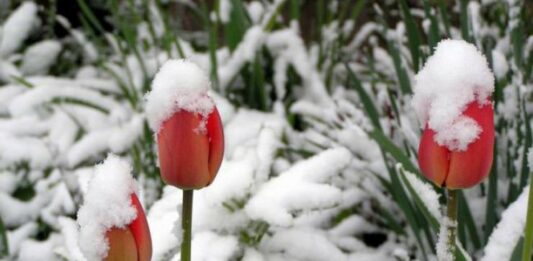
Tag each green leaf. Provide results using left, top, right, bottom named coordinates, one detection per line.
left=223, top=0, right=250, bottom=51
left=369, top=129, right=418, bottom=174
left=0, top=215, right=8, bottom=257
left=457, top=191, right=481, bottom=249
left=484, top=142, right=499, bottom=242
left=459, top=0, right=473, bottom=43
left=51, top=97, right=110, bottom=114
left=398, top=0, right=422, bottom=71
left=397, top=166, right=440, bottom=231
left=422, top=2, right=441, bottom=53
left=345, top=63, right=382, bottom=131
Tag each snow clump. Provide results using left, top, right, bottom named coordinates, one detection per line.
left=412, top=39, right=494, bottom=151
left=77, top=154, right=138, bottom=261
left=144, top=59, right=214, bottom=133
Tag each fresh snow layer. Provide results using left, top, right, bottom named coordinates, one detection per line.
left=21, top=40, right=62, bottom=75
left=412, top=39, right=494, bottom=151
left=245, top=148, right=351, bottom=227
left=0, top=2, right=38, bottom=57
left=77, top=154, right=138, bottom=261
left=397, top=164, right=441, bottom=220
left=482, top=186, right=530, bottom=261
left=144, top=59, right=214, bottom=132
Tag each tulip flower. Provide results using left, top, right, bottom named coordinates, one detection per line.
left=78, top=154, right=152, bottom=261
left=146, top=59, right=225, bottom=261
left=418, top=99, right=494, bottom=189
left=157, top=106, right=224, bottom=190
left=412, top=39, right=495, bottom=260
left=104, top=194, right=152, bottom=261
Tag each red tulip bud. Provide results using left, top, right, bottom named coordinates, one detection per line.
left=104, top=194, right=152, bottom=261
left=157, top=106, right=224, bottom=189
left=418, top=100, right=494, bottom=189
left=146, top=59, right=225, bottom=190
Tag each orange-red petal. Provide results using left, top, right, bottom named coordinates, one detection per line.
left=418, top=126, right=450, bottom=187
left=206, top=107, right=224, bottom=184
left=104, top=227, right=138, bottom=261
left=128, top=194, right=152, bottom=261
left=446, top=101, right=494, bottom=189
left=157, top=110, right=211, bottom=189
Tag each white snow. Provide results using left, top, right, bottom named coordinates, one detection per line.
left=261, top=228, right=346, bottom=261
left=397, top=164, right=442, bottom=220
left=8, top=84, right=119, bottom=117
left=219, top=0, right=232, bottom=23
left=20, top=40, right=62, bottom=75
left=412, top=39, right=494, bottom=151
left=191, top=232, right=239, bottom=261
left=491, top=50, right=509, bottom=79
left=436, top=217, right=456, bottom=261
left=481, top=186, right=530, bottom=261
left=144, top=59, right=214, bottom=132
left=0, top=132, right=52, bottom=169
left=245, top=148, right=351, bottom=227
left=77, top=154, right=139, bottom=261
left=0, top=2, right=39, bottom=57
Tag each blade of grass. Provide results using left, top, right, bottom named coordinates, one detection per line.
left=51, top=97, right=110, bottom=114
left=201, top=0, right=220, bottom=91
left=345, top=63, right=382, bottom=131
left=437, top=0, right=451, bottom=36
left=519, top=103, right=531, bottom=189
left=422, top=2, right=440, bottom=53
left=0, top=216, right=8, bottom=258
left=369, top=129, right=418, bottom=174
left=484, top=142, right=499, bottom=243
left=459, top=0, right=473, bottom=43
left=398, top=0, right=422, bottom=71
left=76, top=0, right=106, bottom=33
left=380, top=161, right=429, bottom=260
left=252, top=53, right=267, bottom=111
left=398, top=167, right=439, bottom=231
left=457, top=190, right=481, bottom=249
left=224, top=0, right=250, bottom=51
left=522, top=169, right=533, bottom=261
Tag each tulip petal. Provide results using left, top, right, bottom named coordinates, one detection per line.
left=418, top=126, right=449, bottom=187
left=128, top=194, right=152, bottom=261
left=158, top=111, right=210, bottom=189
left=206, top=107, right=224, bottom=184
left=446, top=101, right=494, bottom=189
left=104, top=227, right=138, bottom=261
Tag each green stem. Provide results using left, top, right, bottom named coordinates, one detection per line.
left=522, top=175, right=533, bottom=261
left=181, top=190, right=193, bottom=261
left=447, top=189, right=458, bottom=260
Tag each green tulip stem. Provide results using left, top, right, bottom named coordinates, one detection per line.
left=522, top=172, right=533, bottom=261
left=181, top=190, right=193, bottom=261
left=447, top=189, right=458, bottom=260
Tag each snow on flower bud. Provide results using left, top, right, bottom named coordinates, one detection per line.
left=78, top=154, right=152, bottom=261
left=413, top=39, right=495, bottom=189
left=145, top=59, right=224, bottom=189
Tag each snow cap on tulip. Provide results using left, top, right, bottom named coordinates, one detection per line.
left=77, top=154, right=140, bottom=261
left=412, top=39, right=494, bottom=151
left=145, top=59, right=215, bottom=133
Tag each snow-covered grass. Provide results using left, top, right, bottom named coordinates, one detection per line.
left=0, top=0, right=532, bottom=260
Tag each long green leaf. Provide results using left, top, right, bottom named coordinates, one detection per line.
left=0, top=215, right=8, bottom=257
left=398, top=0, right=422, bottom=71
left=369, top=129, right=418, bottom=174
left=345, top=63, right=382, bottom=131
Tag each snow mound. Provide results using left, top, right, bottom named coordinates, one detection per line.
left=144, top=59, right=214, bottom=132
left=0, top=2, right=39, bottom=57
left=412, top=39, right=494, bottom=151
left=77, top=154, right=138, bottom=261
